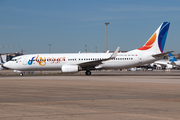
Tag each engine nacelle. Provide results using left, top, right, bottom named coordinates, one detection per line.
left=156, top=64, right=162, bottom=68
left=149, top=63, right=154, bottom=67
left=61, top=64, right=80, bottom=73
left=166, top=64, right=173, bottom=69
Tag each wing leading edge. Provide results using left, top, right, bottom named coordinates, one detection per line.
left=78, top=47, right=120, bottom=69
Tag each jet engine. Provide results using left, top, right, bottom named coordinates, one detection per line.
left=166, top=64, right=173, bottom=69
left=61, top=64, right=81, bottom=73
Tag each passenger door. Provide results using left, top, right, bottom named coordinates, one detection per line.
left=23, top=57, right=27, bottom=65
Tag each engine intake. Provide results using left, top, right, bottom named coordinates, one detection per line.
left=61, top=64, right=81, bottom=73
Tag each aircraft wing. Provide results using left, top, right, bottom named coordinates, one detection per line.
left=78, top=59, right=104, bottom=68
left=152, top=51, right=174, bottom=57
left=154, top=63, right=167, bottom=67
left=78, top=47, right=120, bottom=69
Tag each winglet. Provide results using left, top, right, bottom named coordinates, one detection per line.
left=106, top=50, right=109, bottom=53
left=110, top=47, right=120, bottom=59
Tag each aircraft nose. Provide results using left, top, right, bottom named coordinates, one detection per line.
left=2, top=63, right=6, bottom=68
left=2, top=62, right=9, bottom=69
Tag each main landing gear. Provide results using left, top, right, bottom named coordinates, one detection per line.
left=19, top=72, right=23, bottom=76
left=85, top=70, right=91, bottom=75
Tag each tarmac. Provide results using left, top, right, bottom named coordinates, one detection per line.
left=0, top=70, right=180, bottom=120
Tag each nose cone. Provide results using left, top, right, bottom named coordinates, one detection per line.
left=2, top=62, right=10, bottom=69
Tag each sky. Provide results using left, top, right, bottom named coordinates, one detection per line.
left=1, top=0, right=180, bottom=54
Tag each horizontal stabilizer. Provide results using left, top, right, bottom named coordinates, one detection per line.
left=152, top=51, right=174, bottom=57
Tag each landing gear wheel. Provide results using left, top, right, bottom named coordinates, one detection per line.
left=19, top=73, right=23, bottom=76
left=85, top=70, right=91, bottom=75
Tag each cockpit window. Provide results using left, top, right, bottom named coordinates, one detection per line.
left=11, top=57, right=22, bottom=61
left=11, top=59, right=17, bottom=61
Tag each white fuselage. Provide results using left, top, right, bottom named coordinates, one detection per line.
left=3, top=52, right=160, bottom=71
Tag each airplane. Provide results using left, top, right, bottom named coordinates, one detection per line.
left=150, top=59, right=172, bottom=69
left=168, top=53, right=180, bottom=68
left=149, top=53, right=180, bottom=70
left=2, top=22, right=172, bottom=76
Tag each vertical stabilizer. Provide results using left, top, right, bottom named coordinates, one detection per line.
left=168, top=53, right=177, bottom=62
left=130, top=22, right=170, bottom=54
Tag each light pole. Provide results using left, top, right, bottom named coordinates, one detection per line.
left=48, top=44, right=51, bottom=53
left=105, top=22, right=110, bottom=52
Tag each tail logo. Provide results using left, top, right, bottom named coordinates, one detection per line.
left=158, top=22, right=170, bottom=53
left=137, top=22, right=170, bottom=53
left=138, top=33, right=156, bottom=50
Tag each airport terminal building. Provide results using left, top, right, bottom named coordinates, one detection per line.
left=0, top=52, right=21, bottom=63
